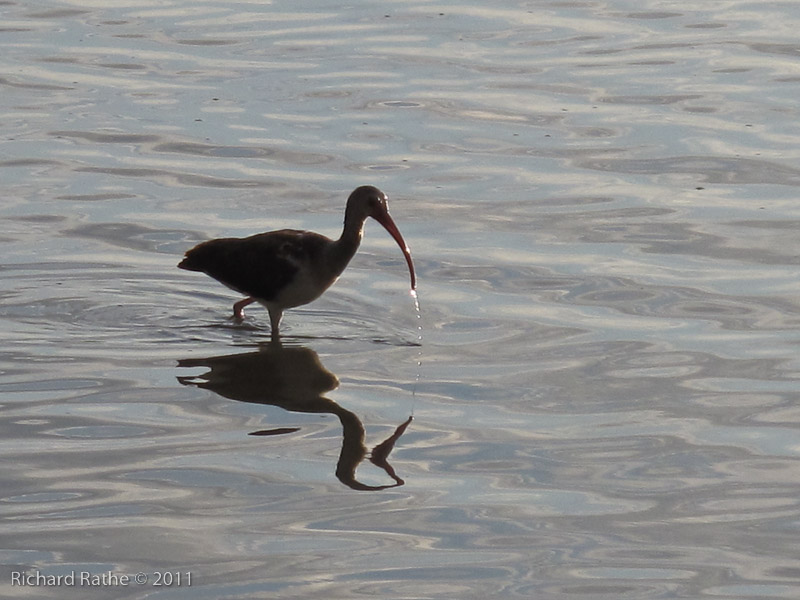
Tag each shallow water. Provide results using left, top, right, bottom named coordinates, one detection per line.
left=2, top=1, right=800, bottom=598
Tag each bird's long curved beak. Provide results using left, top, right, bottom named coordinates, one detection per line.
left=374, top=212, right=417, bottom=290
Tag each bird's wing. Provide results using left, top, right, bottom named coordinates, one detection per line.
left=180, top=230, right=314, bottom=301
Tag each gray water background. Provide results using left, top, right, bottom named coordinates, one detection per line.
left=2, top=1, right=800, bottom=598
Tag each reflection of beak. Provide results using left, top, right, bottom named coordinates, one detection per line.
left=374, top=211, right=417, bottom=290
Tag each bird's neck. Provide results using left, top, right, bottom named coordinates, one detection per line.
left=328, top=213, right=365, bottom=276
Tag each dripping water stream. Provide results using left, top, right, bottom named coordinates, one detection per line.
left=409, top=288, right=422, bottom=415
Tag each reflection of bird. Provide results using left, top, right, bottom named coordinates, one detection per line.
left=178, top=344, right=339, bottom=410
left=177, top=343, right=411, bottom=490
left=178, top=186, right=416, bottom=339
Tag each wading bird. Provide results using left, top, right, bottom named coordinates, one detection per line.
left=179, top=185, right=416, bottom=339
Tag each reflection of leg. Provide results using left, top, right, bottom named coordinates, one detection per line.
left=370, top=416, right=413, bottom=485
left=233, top=297, right=255, bottom=319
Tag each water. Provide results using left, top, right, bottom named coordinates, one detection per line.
left=2, top=1, right=800, bottom=598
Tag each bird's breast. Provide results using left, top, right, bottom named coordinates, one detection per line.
left=270, top=261, right=338, bottom=310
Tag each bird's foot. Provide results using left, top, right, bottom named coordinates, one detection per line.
left=233, top=297, right=256, bottom=320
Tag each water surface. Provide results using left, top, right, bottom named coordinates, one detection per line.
left=2, top=1, right=800, bottom=598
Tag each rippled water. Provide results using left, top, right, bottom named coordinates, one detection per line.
left=2, top=1, right=800, bottom=598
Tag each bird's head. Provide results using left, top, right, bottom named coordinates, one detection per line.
left=347, top=185, right=389, bottom=221
left=346, top=186, right=416, bottom=290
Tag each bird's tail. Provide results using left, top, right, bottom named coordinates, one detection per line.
left=177, top=252, right=203, bottom=272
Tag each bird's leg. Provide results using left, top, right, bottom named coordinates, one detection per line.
left=268, top=307, right=283, bottom=342
left=233, top=297, right=255, bottom=319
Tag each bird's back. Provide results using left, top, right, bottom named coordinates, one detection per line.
left=179, top=229, right=333, bottom=302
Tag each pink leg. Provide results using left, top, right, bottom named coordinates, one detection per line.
left=233, top=297, right=255, bottom=319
